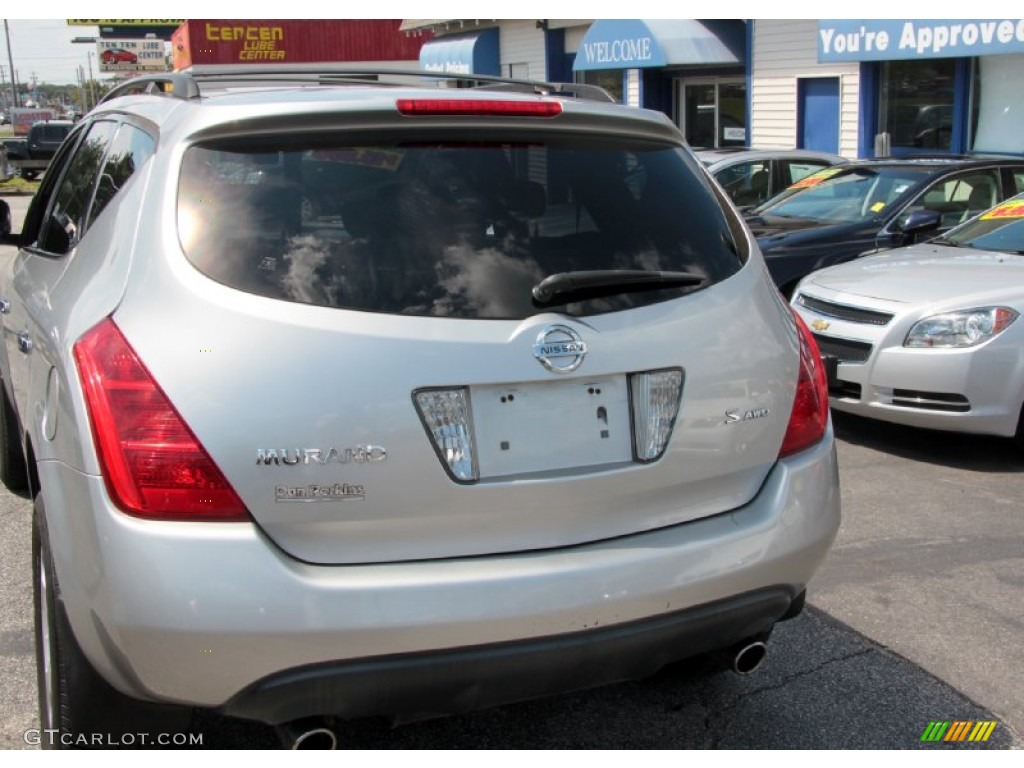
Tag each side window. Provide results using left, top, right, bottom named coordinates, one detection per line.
left=37, top=121, right=117, bottom=255
left=907, top=170, right=1001, bottom=228
left=1012, top=170, right=1024, bottom=196
left=715, top=160, right=770, bottom=207
left=19, top=128, right=85, bottom=245
left=88, top=124, right=155, bottom=227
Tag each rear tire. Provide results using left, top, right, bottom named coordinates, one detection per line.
left=0, top=387, right=29, bottom=495
left=33, top=496, right=192, bottom=749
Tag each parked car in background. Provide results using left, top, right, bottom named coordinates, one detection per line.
left=0, top=69, right=839, bottom=748
left=792, top=193, right=1024, bottom=446
left=746, top=156, right=1024, bottom=296
left=5, top=120, right=74, bottom=180
left=695, top=148, right=843, bottom=210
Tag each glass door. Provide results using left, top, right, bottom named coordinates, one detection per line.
left=679, top=79, right=747, bottom=149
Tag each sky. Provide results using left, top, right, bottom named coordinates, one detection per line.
left=2, top=19, right=100, bottom=86
left=3, top=7, right=1021, bottom=86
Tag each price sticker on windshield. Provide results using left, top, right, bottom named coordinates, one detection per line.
left=788, top=167, right=844, bottom=190
left=980, top=201, right=1024, bottom=220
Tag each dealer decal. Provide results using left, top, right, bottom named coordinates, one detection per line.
left=275, top=483, right=366, bottom=503
left=789, top=167, right=844, bottom=190
left=980, top=201, right=1024, bottom=220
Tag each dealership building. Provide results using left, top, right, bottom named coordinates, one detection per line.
left=403, top=18, right=1024, bottom=158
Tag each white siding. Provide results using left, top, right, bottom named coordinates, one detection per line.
left=563, top=24, right=590, bottom=53
left=499, top=20, right=546, bottom=80
left=626, top=69, right=641, bottom=108
left=751, top=20, right=861, bottom=158
left=549, top=19, right=593, bottom=32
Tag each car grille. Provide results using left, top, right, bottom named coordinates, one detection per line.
left=891, top=389, right=970, bottom=413
left=797, top=294, right=894, bottom=326
left=812, top=334, right=873, bottom=364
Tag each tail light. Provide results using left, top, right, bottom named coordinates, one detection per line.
left=779, top=310, right=830, bottom=458
left=73, top=319, right=249, bottom=521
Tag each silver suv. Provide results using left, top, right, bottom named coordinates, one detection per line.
left=0, top=70, right=839, bottom=748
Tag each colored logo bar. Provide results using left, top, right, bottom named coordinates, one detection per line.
left=921, top=721, right=997, bottom=742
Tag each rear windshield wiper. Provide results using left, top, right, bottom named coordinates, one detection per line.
left=532, top=270, right=706, bottom=306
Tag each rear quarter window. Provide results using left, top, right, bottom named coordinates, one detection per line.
left=177, top=135, right=744, bottom=319
left=88, top=123, right=155, bottom=227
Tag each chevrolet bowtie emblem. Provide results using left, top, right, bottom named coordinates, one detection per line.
left=811, top=319, right=830, bottom=331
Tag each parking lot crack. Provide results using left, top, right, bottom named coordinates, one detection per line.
left=725, top=647, right=876, bottom=709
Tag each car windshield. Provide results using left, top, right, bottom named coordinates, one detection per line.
left=941, top=198, right=1024, bottom=253
left=754, top=166, right=929, bottom=223
left=177, top=135, right=744, bottom=319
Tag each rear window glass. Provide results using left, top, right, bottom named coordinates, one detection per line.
left=177, top=136, right=743, bottom=319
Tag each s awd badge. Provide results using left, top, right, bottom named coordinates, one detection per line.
left=726, top=407, right=770, bottom=424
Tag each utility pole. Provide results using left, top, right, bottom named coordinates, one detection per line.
left=77, top=65, right=85, bottom=114
left=3, top=19, right=19, bottom=108
left=86, top=50, right=96, bottom=109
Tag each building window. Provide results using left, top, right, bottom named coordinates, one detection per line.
left=972, top=54, right=1024, bottom=154
left=879, top=59, right=955, bottom=152
left=679, top=80, right=747, bottom=149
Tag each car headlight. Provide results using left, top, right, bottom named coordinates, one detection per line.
left=904, top=307, right=1018, bottom=348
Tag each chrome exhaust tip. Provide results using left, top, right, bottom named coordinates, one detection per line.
left=278, top=719, right=338, bottom=750
left=732, top=640, right=768, bottom=675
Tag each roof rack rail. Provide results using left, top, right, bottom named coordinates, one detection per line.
left=98, top=67, right=616, bottom=105
left=98, top=73, right=201, bottom=105
left=322, top=68, right=616, bottom=103
left=469, top=80, right=615, bottom=103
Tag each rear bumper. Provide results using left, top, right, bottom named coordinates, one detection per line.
left=222, top=587, right=792, bottom=725
left=38, top=428, right=840, bottom=720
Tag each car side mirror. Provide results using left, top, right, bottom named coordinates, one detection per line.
left=898, top=208, right=941, bottom=237
left=894, top=208, right=942, bottom=246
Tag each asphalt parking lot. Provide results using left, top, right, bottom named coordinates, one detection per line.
left=0, top=191, right=1021, bottom=749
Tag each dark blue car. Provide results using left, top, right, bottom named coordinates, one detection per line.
left=745, top=156, right=1024, bottom=296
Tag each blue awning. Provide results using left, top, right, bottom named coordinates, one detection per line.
left=418, top=28, right=500, bottom=76
left=573, top=19, right=745, bottom=71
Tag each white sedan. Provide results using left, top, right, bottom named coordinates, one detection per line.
left=792, top=195, right=1024, bottom=446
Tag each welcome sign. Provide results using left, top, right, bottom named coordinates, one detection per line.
left=818, top=19, right=1024, bottom=62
